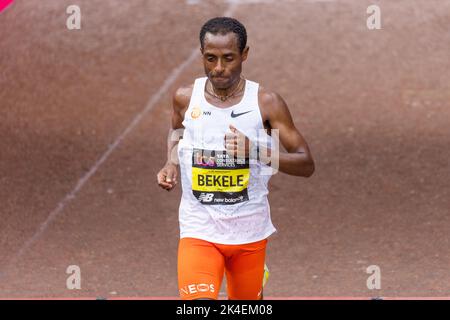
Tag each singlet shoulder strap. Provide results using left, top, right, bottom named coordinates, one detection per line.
left=187, top=77, right=207, bottom=110
left=242, top=79, right=260, bottom=110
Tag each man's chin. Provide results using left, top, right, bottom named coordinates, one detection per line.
left=210, top=78, right=230, bottom=89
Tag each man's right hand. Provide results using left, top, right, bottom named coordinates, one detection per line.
left=157, top=163, right=178, bottom=191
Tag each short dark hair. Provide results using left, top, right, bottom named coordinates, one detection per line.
left=199, top=17, right=247, bottom=53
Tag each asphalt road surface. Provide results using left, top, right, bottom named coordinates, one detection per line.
left=0, top=0, right=449, bottom=298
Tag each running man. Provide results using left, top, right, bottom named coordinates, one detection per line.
left=157, top=17, right=315, bottom=300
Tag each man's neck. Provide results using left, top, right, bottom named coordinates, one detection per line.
left=210, top=77, right=242, bottom=97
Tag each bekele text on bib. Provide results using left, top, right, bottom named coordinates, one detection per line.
left=192, top=148, right=250, bottom=205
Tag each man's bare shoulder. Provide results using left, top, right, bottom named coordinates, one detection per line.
left=173, top=83, right=194, bottom=111
left=258, top=85, right=288, bottom=119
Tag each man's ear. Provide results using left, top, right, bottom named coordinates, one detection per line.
left=241, top=46, right=249, bottom=61
left=200, top=47, right=204, bottom=54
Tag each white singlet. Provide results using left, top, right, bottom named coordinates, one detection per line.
left=177, top=77, right=277, bottom=245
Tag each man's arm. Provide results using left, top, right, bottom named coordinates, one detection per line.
left=166, top=85, right=191, bottom=164
left=260, top=89, right=315, bottom=177
left=156, top=85, right=192, bottom=191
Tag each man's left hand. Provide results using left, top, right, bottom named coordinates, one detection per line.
left=224, top=124, right=252, bottom=158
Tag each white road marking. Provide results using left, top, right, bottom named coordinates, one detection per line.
left=1, top=1, right=241, bottom=278
left=7, top=49, right=199, bottom=267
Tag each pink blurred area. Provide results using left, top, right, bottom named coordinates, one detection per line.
left=0, top=0, right=14, bottom=13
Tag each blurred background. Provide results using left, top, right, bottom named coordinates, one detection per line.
left=0, top=0, right=449, bottom=298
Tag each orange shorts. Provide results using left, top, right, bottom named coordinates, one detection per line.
left=178, top=237, right=268, bottom=300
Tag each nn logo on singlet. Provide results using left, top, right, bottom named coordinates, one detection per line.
left=191, top=106, right=211, bottom=119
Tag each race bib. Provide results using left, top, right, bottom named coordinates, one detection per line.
left=192, top=148, right=249, bottom=205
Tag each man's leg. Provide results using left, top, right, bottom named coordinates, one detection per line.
left=178, top=237, right=225, bottom=300
left=222, top=239, right=268, bottom=300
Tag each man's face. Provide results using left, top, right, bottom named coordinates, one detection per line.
left=201, top=32, right=249, bottom=90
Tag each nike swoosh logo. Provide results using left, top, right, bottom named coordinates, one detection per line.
left=231, top=110, right=253, bottom=118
